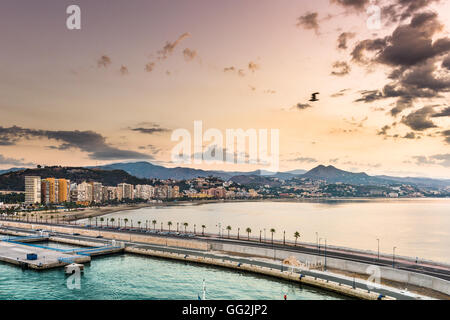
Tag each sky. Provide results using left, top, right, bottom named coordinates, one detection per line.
left=0, top=0, right=449, bottom=178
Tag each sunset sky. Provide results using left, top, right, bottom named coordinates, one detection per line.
left=0, top=0, right=449, bottom=178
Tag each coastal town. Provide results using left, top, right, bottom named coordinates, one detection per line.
left=0, top=168, right=449, bottom=214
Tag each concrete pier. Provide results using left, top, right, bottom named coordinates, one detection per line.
left=0, top=241, right=90, bottom=270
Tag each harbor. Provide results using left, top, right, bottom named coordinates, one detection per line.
left=1, top=220, right=448, bottom=300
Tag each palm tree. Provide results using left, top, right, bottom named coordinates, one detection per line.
left=138, top=221, right=142, bottom=229
left=246, top=228, right=252, bottom=240
left=183, top=222, right=188, bottom=233
left=152, top=220, right=157, bottom=230
left=100, top=217, right=104, bottom=227
left=168, top=221, right=172, bottom=232
left=270, top=228, right=276, bottom=245
left=124, top=218, right=129, bottom=228
left=50, top=215, right=54, bottom=224
left=201, top=225, right=206, bottom=236
left=110, top=218, right=115, bottom=228
left=226, top=225, right=232, bottom=238
left=294, top=231, right=300, bottom=246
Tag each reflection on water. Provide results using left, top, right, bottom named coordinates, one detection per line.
left=92, top=199, right=450, bottom=264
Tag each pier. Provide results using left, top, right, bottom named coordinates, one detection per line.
left=0, top=234, right=124, bottom=270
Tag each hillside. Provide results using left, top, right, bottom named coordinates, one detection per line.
left=91, top=161, right=302, bottom=181
left=301, top=165, right=396, bottom=186
left=0, top=166, right=152, bottom=191
left=229, top=175, right=282, bottom=188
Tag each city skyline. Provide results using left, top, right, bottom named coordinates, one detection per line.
left=0, top=0, right=449, bottom=178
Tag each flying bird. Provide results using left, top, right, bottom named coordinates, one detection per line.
left=309, top=92, right=320, bottom=102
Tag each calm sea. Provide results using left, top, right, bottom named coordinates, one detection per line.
left=95, top=199, right=450, bottom=264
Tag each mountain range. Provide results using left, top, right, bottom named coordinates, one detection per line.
left=0, top=162, right=449, bottom=190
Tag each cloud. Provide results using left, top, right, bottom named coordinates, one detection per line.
left=294, top=103, right=312, bottom=110
left=381, top=0, right=442, bottom=25
left=0, top=154, right=34, bottom=167
left=337, top=32, right=356, bottom=50
left=330, top=0, right=370, bottom=12
left=442, top=130, right=450, bottom=144
left=331, top=61, right=351, bottom=76
left=432, top=106, right=450, bottom=117
left=331, top=88, right=351, bottom=97
left=130, top=123, right=169, bottom=135
left=120, top=65, right=129, bottom=76
left=145, top=62, right=155, bottom=73
left=0, top=126, right=152, bottom=161
left=297, top=12, right=320, bottom=34
left=413, top=153, right=450, bottom=167
left=224, top=66, right=236, bottom=73
left=287, top=156, right=318, bottom=163
left=443, top=54, right=450, bottom=70
left=97, top=55, right=112, bottom=68
left=248, top=61, right=260, bottom=72
left=352, top=12, right=450, bottom=117
left=183, top=48, right=198, bottom=62
left=401, top=106, right=437, bottom=131
left=157, top=32, right=191, bottom=61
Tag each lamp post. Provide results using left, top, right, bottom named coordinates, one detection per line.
left=316, top=232, right=319, bottom=252
left=393, top=246, right=397, bottom=268
left=376, top=238, right=380, bottom=261
left=324, top=239, right=327, bottom=271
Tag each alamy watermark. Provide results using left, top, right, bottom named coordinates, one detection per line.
left=171, top=121, right=280, bottom=174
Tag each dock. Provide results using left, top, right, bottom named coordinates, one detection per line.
left=0, top=241, right=91, bottom=270
left=0, top=235, right=124, bottom=270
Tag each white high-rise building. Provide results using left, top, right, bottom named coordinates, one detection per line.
left=25, top=176, right=41, bottom=204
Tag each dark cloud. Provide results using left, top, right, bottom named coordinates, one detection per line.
left=0, top=126, right=152, bottom=161
left=337, top=32, right=356, bottom=50
left=330, top=0, right=370, bottom=12
left=355, top=90, right=383, bottom=103
left=130, top=124, right=169, bottom=135
left=443, top=54, right=450, bottom=70
left=297, top=12, right=320, bottom=34
left=382, top=0, right=442, bottom=24
left=442, top=130, right=450, bottom=144
left=377, top=125, right=391, bottom=136
left=401, top=106, right=437, bottom=131
left=331, top=61, right=351, bottom=76
left=432, top=106, right=450, bottom=117
left=403, top=132, right=418, bottom=139
left=295, top=103, right=312, bottom=110
left=183, top=48, right=198, bottom=62
left=352, top=12, right=450, bottom=118
left=97, top=55, right=112, bottom=68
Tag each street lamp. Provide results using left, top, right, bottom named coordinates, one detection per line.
left=316, top=232, right=319, bottom=252
left=324, top=239, right=327, bottom=271
left=376, top=238, right=380, bottom=261
left=393, top=246, right=396, bottom=268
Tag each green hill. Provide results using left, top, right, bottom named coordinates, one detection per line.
left=0, top=166, right=153, bottom=191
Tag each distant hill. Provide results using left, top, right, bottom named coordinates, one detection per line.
left=91, top=162, right=303, bottom=181
left=375, top=175, right=450, bottom=189
left=302, top=165, right=450, bottom=188
left=229, top=175, right=282, bottom=188
left=0, top=167, right=27, bottom=175
left=0, top=166, right=152, bottom=191
left=301, top=165, right=390, bottom=185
